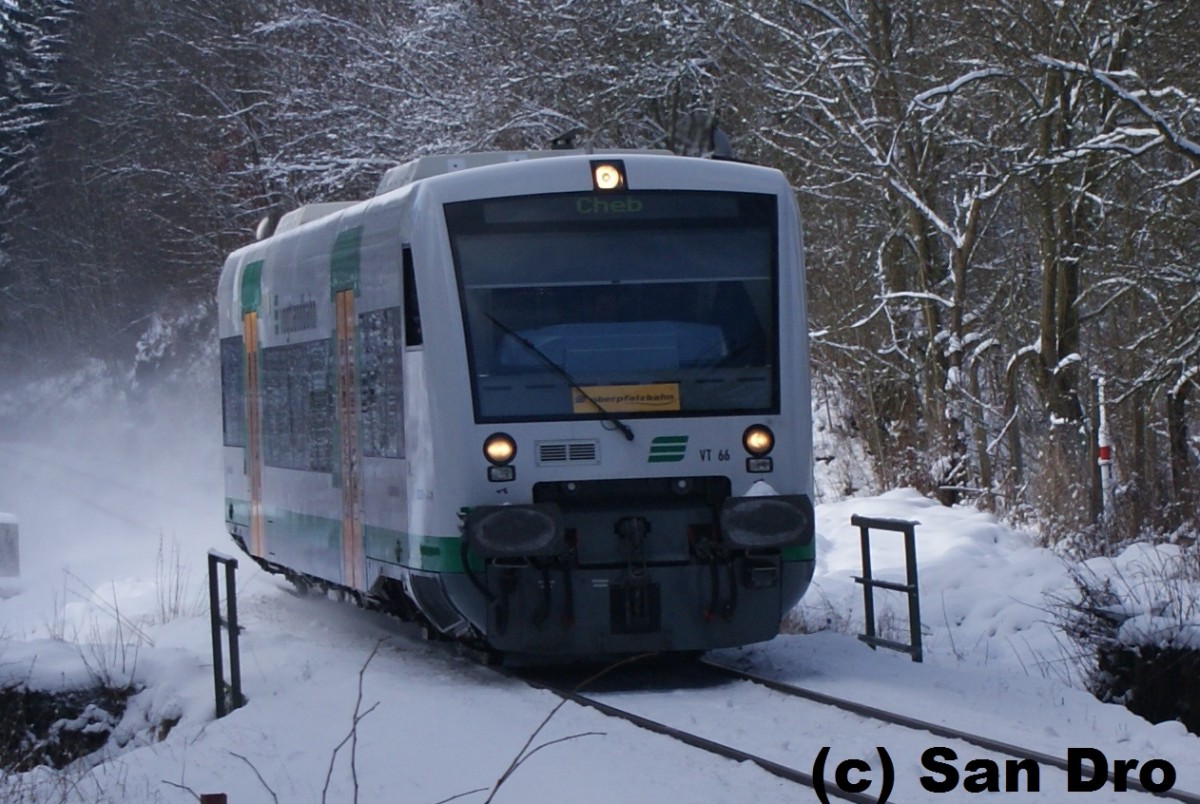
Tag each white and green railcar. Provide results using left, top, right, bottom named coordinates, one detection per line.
left=218, top=150, right=815, bottom=658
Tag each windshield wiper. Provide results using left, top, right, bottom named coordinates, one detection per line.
left=485, top=313, right=635, bottom=442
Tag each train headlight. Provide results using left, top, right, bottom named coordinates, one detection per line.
left=743, top=425, right=774, bottom=472
left=483, top=433, right=516, bottom=465
left=742, top=425, right=774, bottom=456
left=591, top=160, right=625, bottom=191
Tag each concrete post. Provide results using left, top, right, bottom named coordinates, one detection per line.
left=0, top=513, right=18, bottom=577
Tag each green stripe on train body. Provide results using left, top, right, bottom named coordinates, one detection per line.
left=782, top=543, right=816, bottom=562
left=226, top=498, right=812, bottom=572
left=330, top=227, right=363, bottom=295
left=240, top=260, right=263, bottom=314
left=225, top=499, right=469, bottom=573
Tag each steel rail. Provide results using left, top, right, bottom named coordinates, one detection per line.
left=700, top=658, right=1200, bottom=804
left=509, top=667, right=884, bottom=804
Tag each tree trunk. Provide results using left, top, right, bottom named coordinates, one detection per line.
left=1168, top=383, right=1194, bottom=526
left=1130, top=389, right=1147, bottom=530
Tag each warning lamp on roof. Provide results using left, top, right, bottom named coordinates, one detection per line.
left=591, top=160, right=626, bottom=191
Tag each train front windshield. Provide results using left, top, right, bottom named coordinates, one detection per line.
left=446, top=191, right=779, bottom=423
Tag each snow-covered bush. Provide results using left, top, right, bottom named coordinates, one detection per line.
left=0, top=682, right=132, bottom=772
left=1053, top=542, right=1200, bottom=734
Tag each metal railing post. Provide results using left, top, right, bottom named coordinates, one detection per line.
left=208, top=552, right=226, bottom=718
left=902, top=522, right=922, bottom=663
left=857, top=519, right=876, bottom=648
left=224, top=557, right=244, bottom=710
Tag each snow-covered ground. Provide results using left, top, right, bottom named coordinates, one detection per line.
left=1, top=375, right=1197, bottom=802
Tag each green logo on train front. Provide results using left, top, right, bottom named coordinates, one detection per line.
left=648, top=435, right=688, bottom=463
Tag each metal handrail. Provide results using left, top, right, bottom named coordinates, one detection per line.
left=208, top=550, right=245, bottom=717
left=850, top=515, right=923, bottom=663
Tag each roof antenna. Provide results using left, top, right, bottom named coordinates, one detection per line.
left=549, top=126, right=585, bottom=150
left=711, top=122, right=734, bottom=160
left=673, top=111, right=735, bottom=160
left=255, top=208, right=282, bottom=241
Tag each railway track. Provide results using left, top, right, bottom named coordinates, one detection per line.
left=507, top=656, right=1200, bottom=804
left=698, top=658, right=1200, bottom=804
left=509, top=660, right=879, bottom=804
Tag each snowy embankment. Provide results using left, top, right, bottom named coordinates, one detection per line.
left=799, top=490, right=1077, bottom=673
left=1, top=377, right=1198, bottom=802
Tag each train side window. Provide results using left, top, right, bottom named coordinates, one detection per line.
left=261, top=339, right=334, bottom=472
left=359, top=307, right=404, bottom=459
left=403, top=246, right=422, bottom=347
left=220, top=336, right=246, bottom=447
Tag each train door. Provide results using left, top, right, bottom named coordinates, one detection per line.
left=241, top=260, right=266, bottom=559
left=333, top=229, right=365, bottom=590
left=244, top=312, right=265, bottom=557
